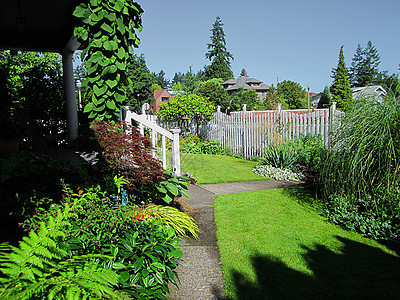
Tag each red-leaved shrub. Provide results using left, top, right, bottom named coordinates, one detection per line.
left=90, top=120, right=167, bottom=189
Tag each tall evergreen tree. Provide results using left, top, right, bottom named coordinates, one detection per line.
left=152, top=70, right=170, bottom=89
left=204, top=16, right=234, bottom=81
left=331, top=46, right=353, bottom=111
left=125, top=54, right=156, bottom=111
left=349, top=41, right=381, bottom=87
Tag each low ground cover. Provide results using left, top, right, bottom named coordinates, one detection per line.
left=180, top=153, right=266, bottom=184
left=215, top=188, right=400, bottom=300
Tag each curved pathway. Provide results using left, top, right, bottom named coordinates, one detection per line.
left=168, top=180, right=302, bottom=300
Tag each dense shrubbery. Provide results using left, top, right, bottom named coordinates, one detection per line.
left=318, top=97, right=400, bottom=242
left=180, top=134, right=229, bottom=155
left=254, top=134, right=326, bottom=183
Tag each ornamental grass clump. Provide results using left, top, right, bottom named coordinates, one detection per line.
left=261, top=144, right=297, bottom=169
left=318, top=96, right=400, bottom=241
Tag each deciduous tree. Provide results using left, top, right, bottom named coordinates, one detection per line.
left=194, top=78, right=230, bottom=108
left=230, top=88, right=260, bottom=111
left=277, top=80, right=307, bottom=109
left=157, top=94, right=214, bottom=134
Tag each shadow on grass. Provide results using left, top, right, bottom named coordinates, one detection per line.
left=231, top=236, right=400, bottom=300
left=280, top=186, right=325, bottom=213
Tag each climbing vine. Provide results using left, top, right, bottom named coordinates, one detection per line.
left=73, top=0, right=143, bottom=120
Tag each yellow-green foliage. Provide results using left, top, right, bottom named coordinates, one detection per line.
left=144, top=205, right=199, bottom=239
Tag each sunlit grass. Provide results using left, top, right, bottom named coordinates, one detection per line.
left=215, top=188, right=400, bottom=299
left=179, top=153, right=266, bottom=184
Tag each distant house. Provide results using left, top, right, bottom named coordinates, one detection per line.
left=352, top=85, right=387, bottom=103
left=221, top=72, right=270, bottom=99
left=150, top=89, right=185, bottom=114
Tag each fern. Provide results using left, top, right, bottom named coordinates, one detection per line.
left=0, top=203, right=128, bottom=299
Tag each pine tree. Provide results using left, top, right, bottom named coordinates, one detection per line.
left=331, top=46, right=353, bottom=111
left=349, top=41, right=381, bottom=87
left=204, top=16, right=234, bottom=81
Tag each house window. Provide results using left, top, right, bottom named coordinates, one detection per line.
left=162, top=97, right=169, bottom=102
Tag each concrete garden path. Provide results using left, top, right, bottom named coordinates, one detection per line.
left=168, top=180, right=302, bottom=300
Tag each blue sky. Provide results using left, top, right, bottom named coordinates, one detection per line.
left=134, top=0, right=399, bottom=93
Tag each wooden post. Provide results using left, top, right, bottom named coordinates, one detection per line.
left=328, top=102, right=337, bottom=147
left=171, top=128, right=181, bottom=176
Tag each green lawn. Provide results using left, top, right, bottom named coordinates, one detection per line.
left=214, top=188, right=400, bottom=300
left=180, top=153, right=266, bottom=184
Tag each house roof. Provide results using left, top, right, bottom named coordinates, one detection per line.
left=222, top=76, right=270, bottom=92
left=351, top=85, right=387, bottom=102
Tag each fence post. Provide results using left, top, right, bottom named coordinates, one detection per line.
left=242, top=104, right=247, bottom=158
left=171, top=128, right=181, bottom=176
left=328, top=102, right=337, bottom=147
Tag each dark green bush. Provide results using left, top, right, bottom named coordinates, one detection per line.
left=289, top=134, right=326, bottom=168
left=201, top=139, right=223, bottom=155
left=325, top=194, right=399, bottom=241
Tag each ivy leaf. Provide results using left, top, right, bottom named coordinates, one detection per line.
left=89, top=51, right=103, bottom=63
left=115, top=92, right=125, bottom=103
left=116, top=47, right=126, bottom=60
left=93, top=104, right=106, bottom=112
left=106, top=79, right=118, bottom=89
left=104, top=41, right=118, bottom=51
left=109, top=65, right=118, bottom=74
left=93, top=85, right=107, bottom=97
left=100, top=23, right=114, bottom=34
left=115, top=0, right=125, bottom=12
left=83, top=102, right=93, bottom=113
left=90, top=12, right=103, bottom=23
left=73, top=4, right=89, bottom=18
left=106, top=100, right=117, bottom=110
left=115, top=61, right=126, bottom=71
left=105, top=12, right=117, bottom=22
left=116, top=17, right=125, bottom=34
left=90, top=0, right=101, bottom=6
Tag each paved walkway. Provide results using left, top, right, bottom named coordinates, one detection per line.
left=168, top=180, right=302, bottom=300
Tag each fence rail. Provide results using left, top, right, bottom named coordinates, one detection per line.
left=121, top=106, right=181, bottom=175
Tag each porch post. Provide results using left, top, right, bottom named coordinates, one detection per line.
left=62, top=51, right=79, bottom=143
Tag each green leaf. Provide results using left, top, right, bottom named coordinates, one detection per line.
left=104, top=41, right=118, bottom=51
left=93, top=84, right=107, bottom=97
left=89, top=51, right=103, bottom=63
left=152, top=262, right=166, bottom=271
left=115, top=61, right=126, bottom=71
left=83, top=102, right=93, bottom=113
left=134, top=257, right=144, bottom=271
left=116, top=47, right=126, bottom=60
left=101, top=23, right=114, bottom=34
left=93, top=104, right=105, bottom=112
left=115, top=92, right=125, bottom=103
left=116, top=18, right=125, bottom=34
left=115, top=0, right=125, bottom=12
left=73, top=4, right=88, bottom=18
left=89, top=12, right=103, bottom=22
left=106, top=80, right=118, bottom=89
left=105, top=12, right=117, bottom=22
left=163, top=194, right=173, bottom=204
left=106, top=100, right=117, bottom=110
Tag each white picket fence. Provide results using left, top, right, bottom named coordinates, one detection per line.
left=199, top=103, right=340, bottom=158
